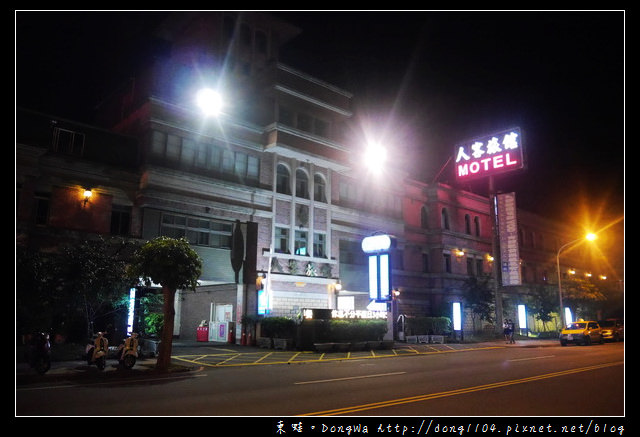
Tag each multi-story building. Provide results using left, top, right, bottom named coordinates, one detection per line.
left=16, top=12, right=615, bottom=342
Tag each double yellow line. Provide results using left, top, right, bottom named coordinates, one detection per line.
left=299, top=361, right=623, bottom=416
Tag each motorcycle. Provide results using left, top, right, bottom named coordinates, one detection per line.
left=85, top=332, right=109, bottom=371
left=26, top=332, right=51, bottom=374
left=115, top=333, right=139, bottom=369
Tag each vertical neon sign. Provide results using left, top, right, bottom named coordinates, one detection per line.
left=127, top=287, right=136, bottom=334
left=452, top=302, right=462, bottom=331
left=362, top=235, right=394, bottom=302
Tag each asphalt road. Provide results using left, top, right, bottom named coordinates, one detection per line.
left=16, top=341, right=623, bottom=418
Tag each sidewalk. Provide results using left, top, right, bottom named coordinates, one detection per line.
left=16, top=338, right=558, bottom=383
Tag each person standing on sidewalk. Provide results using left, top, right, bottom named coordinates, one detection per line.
left=503, top=320, right=511, bottom=343
left=508, top=320, right=516, bottom=344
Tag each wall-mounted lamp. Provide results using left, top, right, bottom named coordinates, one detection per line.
left=454, top=249, right=465, bottom=258
left=82, top=189, right=93, bottom=207
left=486, top=254, right=494, bottom=263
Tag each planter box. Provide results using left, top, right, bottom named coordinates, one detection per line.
left=140, top=339, right=159, bottom=358
left=257, top=337, right=272, bottom=349
left=334, top=342, right=351, bottom=352
left=406, top=335, right=418, bottom=344
left=273, top=338, right=293, bottom=350
left=314, top=343, right=334, bottom=353
left=350, top=341, right=367, bottom=351
left=366, top=340, right=382, bottom=350
left=417, top=335, right=430, bottom=344
left=380, top=340, right=395, bottom=349
left=430, top=335, right=445, bottom=344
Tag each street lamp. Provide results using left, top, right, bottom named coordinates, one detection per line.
left=196, top=87, right=223, bottom=117
left=364, top=142, right=387, bottom=172
left=556, top=233, right=597, bottom=327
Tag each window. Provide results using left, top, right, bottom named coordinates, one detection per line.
left=52, top=127, right=85, bottom=156
left=422, top=253, right=429, bottom=273
left=255, top=30, right=267, bottom=54
left=294, top=230, right=308, bottom=255
left=278, top=106, right=294, bottom=126
left=441, top=208, right=450, bottom=230
left=313, top=233, right=326, bottom=258
left=297, top=113, right=312, bottom=132
left=181, top=138, right=196, bottom=166
left=476, top=259, right=484, bottom=276
left=275, top=227, right=289, bottom=253
left=314, top=119, right=328, bottom=137
left=166, top=134, right=181, bottom=160
left=467, top=258, right=474, bottom=275
left=221, top=149, right=234, bottom=173
left=223, top=15, right=235, bottom=43
left=110, top=205, right=131, bottom=236
left=151, top=131, right=166, bottom=156
left=314, top=174, right=327, bottom=202
left=240, top=23, right=252, bottom=47
left=34, top=192, right=50, bottom=225
left=420, top=206, right=429, bottom=229
left=276, top=164, right=291, bottom=194
left=474, top=216, right=481, bottom=237
left=247, top=156, right=259, bottom=180
left=465, top=214, right=471, bottom=234
left=160, top=213, right=232, bottom=248
left=234, top=152, right=247, bottom=177
left=443, top=253, right=452, bottom=273
left=296, top=169, right=309, bottom=198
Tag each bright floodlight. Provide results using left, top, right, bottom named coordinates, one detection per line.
left=586, top=233, right=597, bottom=241
left=196, top=88, right=223, bottom=117
left=365, top=143, right=387, bottom=171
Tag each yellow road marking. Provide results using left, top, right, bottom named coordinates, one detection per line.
left=171, top=345, right=505, bottom=368
left=298, top=361, right=624, bottom=416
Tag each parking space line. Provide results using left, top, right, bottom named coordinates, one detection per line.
left=172, top=344, right=506, bottom=368
left=254, top=352, right=273, bottom=363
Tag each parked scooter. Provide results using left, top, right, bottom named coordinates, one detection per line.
left=25, top=332, right=51, bottom=374
left=116, top=332, right=139, bottom=369
left=85, top=332, right=109, bottom=370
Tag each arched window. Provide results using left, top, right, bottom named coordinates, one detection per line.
left=474, top=216, right=481, bottom=237
left=314, top=173, right=327, bottom=202
left=295, top=169, right=309, bottom=198
left=465, top=214, right=471, bottom=234
left=276, top=163, right=291, bottom=194
left=441, top=208, right=450, bottom=230
left=420, top=205, right=429, bottom=229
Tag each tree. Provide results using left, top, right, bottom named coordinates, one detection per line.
left=526, top=285, right=557, bottom=332
left=56, top=237, right=136, bottom=339
left=127, top=237, right=202, bottom=371
left=562, top=276, right=606, bottom=320
left=17, top=237, right=136, bottom=342
left=461, top=276, right=495, bottom=332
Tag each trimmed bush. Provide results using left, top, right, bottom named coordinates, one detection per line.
left=260, top=317, right=296, bottom=338
left=406, top=316, right=452, bottom=335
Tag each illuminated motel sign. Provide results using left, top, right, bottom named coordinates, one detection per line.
left=455, top=128, right=524, bottom=182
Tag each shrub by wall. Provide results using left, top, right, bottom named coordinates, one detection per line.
left=406, top=316, right=452, bottom=335
left=260, top=317, right=297, bottom=338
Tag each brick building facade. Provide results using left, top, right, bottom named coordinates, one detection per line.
left=16, top=12, right=614, bottom=341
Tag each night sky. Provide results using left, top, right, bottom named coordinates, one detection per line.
left=15, top=11, right=624, bottom=247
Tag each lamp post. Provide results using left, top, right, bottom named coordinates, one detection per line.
left=556, top=233, right=597, bottom=328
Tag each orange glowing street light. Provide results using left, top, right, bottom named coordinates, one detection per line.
left=556, top=232, right=598, bottom=327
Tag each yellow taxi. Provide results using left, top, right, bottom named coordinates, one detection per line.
left=559, top=320, right=604, bottom=346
